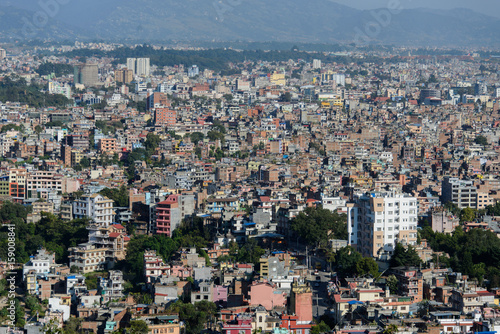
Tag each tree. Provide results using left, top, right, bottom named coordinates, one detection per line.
left=386, top=275, right=399, bottom=294
left=291, top=206, right=347, bottom=249
left=129, top=320, right=149, bottom=334
left=189, top=132, right=205, bottom=145
left=390, top=243, right=422, bottom=267
left=474, top=135, right=488, bottom=146
left=311, top=321, right=330, bottom=334
left=334, top=246, right=362, bottom=275
left=64, top=317, right=83, bottom=334
left=168, top=300, right=217, bottom=334
left=35, top=125, right=43, bottom=134
left=145, top=133, right=161, bottom=156
left=355, top=257, right=379, bottom=278
left=460, top=207, right=476, bottom=223
left=383, top=324, right=398, bottom=334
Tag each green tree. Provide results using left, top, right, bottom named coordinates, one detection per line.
left=63, top=317, right=83, bottom=334
left=460, top=207, right=476, bottom=223
left=334, top=246, right=362, bottom=275
left=189, top=132, right=205, bottom=145
left=311, top=321, right=330, bottom=334
left=291, top=206, right=347, bottom=248
left=386, top=275, right=399, bottom=294
left=129, top=320, right=149, bottom=334
left=474, top=135, right=488, bottom=146
left=390, top=243, right=422, bottom=267
left=383, top=324, right=398, bottom=334
left=355, top=257, right=379, bottom=278
left=145, top=132, right=161, bottom=158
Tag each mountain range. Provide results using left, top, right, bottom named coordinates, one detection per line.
left=1, top=0, right=500, bottom=47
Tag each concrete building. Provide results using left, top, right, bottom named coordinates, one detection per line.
left=73, top=193, right=115, bottom=227
left=74, top=64, right=99, bottom=87
left=68, top=243, right=108, bottom=273
left=441, top=177, right=477, bottom=209
left=23, top=248, right=55, bottom=279
left=289, top=281, right=313, bottom=323
left=127, top=58, right=150, bottom=76
left=430, top=207, right=459, bottom=234
left=347, top=192, right=418, bottom=258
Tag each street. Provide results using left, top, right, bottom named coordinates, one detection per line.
left=308, top=271, right=332, bottom=319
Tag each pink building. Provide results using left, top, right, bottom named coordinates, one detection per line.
left=170, top=265, right=192, bottom=279
left=213, top=285, right=228, bottom=305
left=155, top=196, right=180, bottom=236
left=248, top=282, right=286, bottom=310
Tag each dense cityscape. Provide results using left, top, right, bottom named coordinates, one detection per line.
left=1, top=40, right=500, bottom=334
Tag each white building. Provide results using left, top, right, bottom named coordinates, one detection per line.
left=127, top=57, right=150, bottom=77
left=48, top=81, right=72, bottom=99
left=321, top=196, right=347, bottom=214
left=73, top=193, right=115, bottom=227
left=312, top=59, right=322, bottom=69
left=347, top=192, right=418, bottom=259
left=23, top=248, right=55, bottom=279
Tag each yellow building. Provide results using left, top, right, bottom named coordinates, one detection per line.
left=270, top=71, right=286, bottom=86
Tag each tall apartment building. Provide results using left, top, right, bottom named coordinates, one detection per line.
left=441, top=177, right=477, bottom=209
left=126, top=58, right=150, bottom=76
left=154, top=108, right=176, bottom=126
left=9, top=168, right=27, bottom=201
left=114, top=69, right=134, bottom=83
left=73, top=193, right=115, bottom=227
left=153, top=194, right=195, bottom=236
left=74, top=64, right=99, bottom=87
left=347, top=192, right=418, bottom=258
left=0, top=48, right=6, bottom=59
left=312, top=59, right=322, bottom=69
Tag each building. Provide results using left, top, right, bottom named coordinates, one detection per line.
left=289, top=281, right=313, bottom=323
left=9, top=168, right=26, bottom=201
left=154, top=108, right=176, bottom=127
left=430, top=207, right=459, bottom=234
left=114, top=69, right=133, bottom=83
left=419, top=89, right=441, bottom=102
left=99, top=270, right=124, bottom=303
left=74, top=64, right=99, bottom=87
left=441, top=177, right=477, bottom=209
left=68, top=243, right=108, bottom=273
left=188, top=65, right=199, bottom=77
left=127, top=58, right=150, bottom=76
left=26, top=171, right=63, bottom=199
left=22, top=248, right=55, bottom=279
left=98, top=138, right=117, bottom=154
left=155, top=196, right=181, bottom=236
left=475, top=82, right=487, bottom=96
left=312, top=59, right=322, bottom=69
left=73, top=193, right=115, bottom=227
left=146, top=92, right=171, bottom=111
left=347, top=192, right=418, bottom=258
left=0, top=48, right=6, bottom=59
left=48, top=81, right=71, bottom=99
left=144, top=250, right=170, bottom=283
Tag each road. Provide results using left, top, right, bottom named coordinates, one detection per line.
left=308, top=271, right=332, bottom=320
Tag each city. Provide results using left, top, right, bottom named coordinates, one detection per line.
left=0, top=24, right=500, bottom=334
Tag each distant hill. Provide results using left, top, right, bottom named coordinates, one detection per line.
left=1, top=0, right=500, bottom=47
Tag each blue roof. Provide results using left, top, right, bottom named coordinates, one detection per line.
left=347, top=300, right=364, bottom=305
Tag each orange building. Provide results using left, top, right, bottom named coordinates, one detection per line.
left=154, top=108, right=176, bottom=126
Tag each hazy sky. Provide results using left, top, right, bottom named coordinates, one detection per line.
left=330, top=0, right=500, bottom=18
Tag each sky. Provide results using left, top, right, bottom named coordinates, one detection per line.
left=329, top=0, right=500, bottom=18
